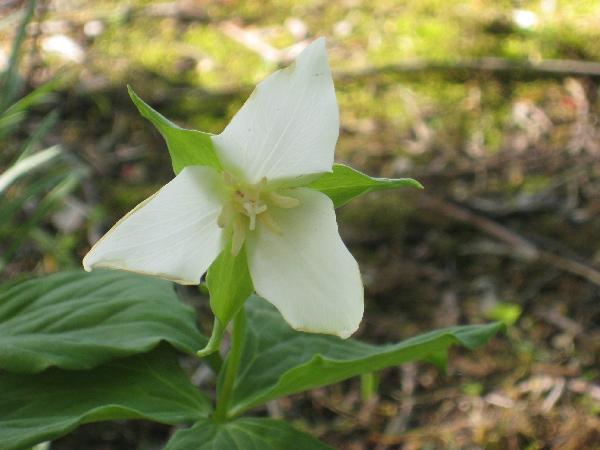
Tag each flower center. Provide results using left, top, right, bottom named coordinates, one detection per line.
left=217, top=173, right=300, bottom=256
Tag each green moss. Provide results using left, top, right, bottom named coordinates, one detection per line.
left=182, top=25, right=272, bottom=88
left=93, top=16, right=181, bottom=82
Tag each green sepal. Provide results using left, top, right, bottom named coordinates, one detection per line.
left=128, top=86, right=222, bottom=174
left=207, top=244, right=253, bottom=324
left=309, top=163, right=423, bottom=208
left=228, top=296, right=503, bottom=415
left=197, top=316, right=225, bottom=358
left=164, top=417, right=333, bottom=450
left=0, top=346, right=212, bottom=450
left=200, top=244, right=253, bottom=357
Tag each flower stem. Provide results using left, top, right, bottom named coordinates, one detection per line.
left=213, top=307, right=246, bottom=422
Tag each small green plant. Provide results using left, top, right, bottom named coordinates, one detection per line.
left=0, top=0, right=85, bottom=275
left=0, top=39, right=502, bottom=449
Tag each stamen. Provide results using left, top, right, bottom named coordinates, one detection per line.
left=217, top=203, right=233, bottom=228
left=267, top=192, right=300, bottom=209
left=231, top=216, right=246, bottom=256
left=257, top=210, right=282, bottom=234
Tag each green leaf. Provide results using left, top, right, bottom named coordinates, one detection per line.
left=128, top=86, right=222, bottom=174
left=3, top=77, right=58, bottom=117
left=308, top=163, right=423, bottom=208
left=0, top=346, right=211, bottom=450
left=164, top=417, right=332, bottom=450
left=0, top=270, right=206, bottom=373
left=229, top=297, right=503, bottom=415
left=0, top=0, right=35, bottom=112
left=0, top=146, right=62, bottom=195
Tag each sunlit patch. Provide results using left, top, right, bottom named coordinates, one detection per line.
left=217, top=172, right=300, bottom=255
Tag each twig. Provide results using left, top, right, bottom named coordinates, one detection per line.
left=419, top=193, right=600, bottom=287
left=336, top=57, right=600, bottom=81
left=541, top=377, right=566, bottom=412
left=568, top=379, right=600, bottom=401
left=539, top=251, right=600, bottom=288
left=534, top=304, right=584, bottom=335
left=420, top=193, right=538, bottom=259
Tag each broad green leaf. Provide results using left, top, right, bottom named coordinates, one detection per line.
left=229, top=297, right=503, bottom=415
left=308, top=163, right=423, bottom=208
left=0, top=270, right=206, bottom=373
left=0, top=346, right=211, bottom=450
left=128, top=86, right=222, bottom=174
left=164, top=417, right=332, bottom=450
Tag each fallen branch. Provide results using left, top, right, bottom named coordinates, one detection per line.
left=420, top=193, right=539, bottom=259
left=336, top=57, right=600, bottom=81
left=419, top=193, right=600, bottom=287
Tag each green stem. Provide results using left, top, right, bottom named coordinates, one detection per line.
left=213, top=307, right=246, bottom=421
left=360, top=372, right=378, bottom=401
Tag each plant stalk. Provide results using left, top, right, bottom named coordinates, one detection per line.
left=213, top=307, right=246, bottom=421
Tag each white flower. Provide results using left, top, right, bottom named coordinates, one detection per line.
left=83, top=38, right=363, bottom=338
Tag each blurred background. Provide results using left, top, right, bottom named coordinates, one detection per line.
left=1, top=0, right=600, bottom=448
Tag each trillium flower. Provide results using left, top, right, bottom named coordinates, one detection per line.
left=83, top=38, right=363, bottom=338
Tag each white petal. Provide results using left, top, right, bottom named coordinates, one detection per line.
left=83, top=166, right=225, bottom=285
left=212, top=38, right=339, bottom=185
left=246, top=188, right=363, bottom=338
